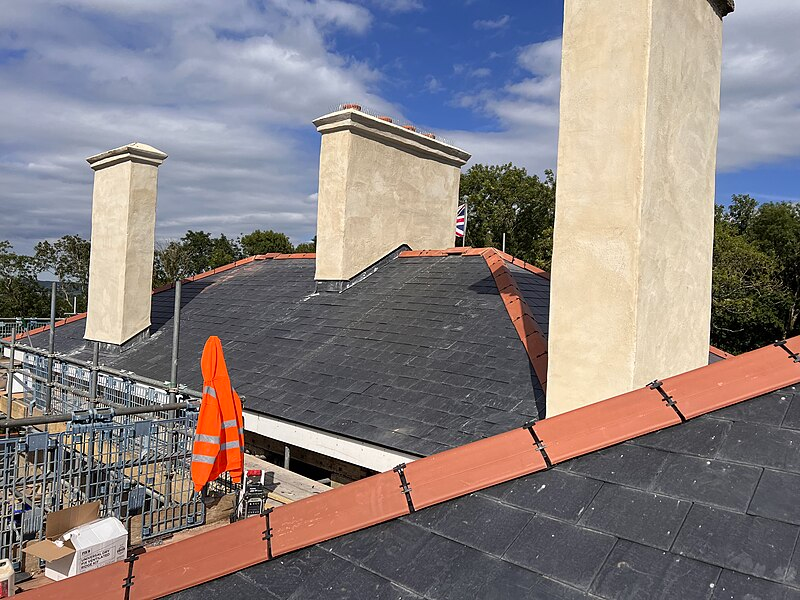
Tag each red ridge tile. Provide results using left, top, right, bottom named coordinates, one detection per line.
left=270, top=470, right=410, bottom=556
left=663, top=336, right=800, bottom=419
left=709, top=345, right=733, bottom=359
left=404, top=428, right=547, bottom=509
left=534, top=387, right=682, bottom=464
left=482, top=249, right=549, bottom=393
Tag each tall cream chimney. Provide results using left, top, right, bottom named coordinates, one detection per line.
left=84, top=143, right=167, bottom=346
left=313, top=107, right=470, bottom=284
left=547, top=0, right=735, bottom=415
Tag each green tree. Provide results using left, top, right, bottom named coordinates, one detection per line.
left=34, top=234, right=91, bottom=312
left=240, top=229, right=294, bottom=255
left=180, top=230, right=216, bottom=275
left=459, top=164, right=556, bottom=269
left=209, top=234, right=242, bottom=268
left=0, top=241, right=50, bottom=317
left=153, top=240, right=192, bottom=288
left=294, top=236, right=316, bottom=253
left=746, top=202, right=800, bottom=336
left=710, top=215, right=789, bottom=353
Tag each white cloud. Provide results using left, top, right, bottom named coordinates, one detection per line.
left=717, top=1, right=800, bottom=171
left=372, top=0, right=423, bottom=13
left=448, top=5, right=800, bottom=179
left=0, top=0, right=393, bottom=253
left=473, top=15, right=510, bottom=30
left=444, top=39, right=561, bottom=172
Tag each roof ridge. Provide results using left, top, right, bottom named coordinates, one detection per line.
left=482, top=248, right=549, bottom=394
left=399, top=247, right=551, bottom=281
left=32, top=336, right=800, bottom=599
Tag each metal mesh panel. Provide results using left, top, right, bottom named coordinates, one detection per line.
left=0, top=411, right=204, bottom=568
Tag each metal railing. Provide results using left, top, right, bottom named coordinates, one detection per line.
left=0, top=318, right=49, bottom=339
left=0, top=409, right=203, bottom=568
left=0, top=281, right=210, bottom=570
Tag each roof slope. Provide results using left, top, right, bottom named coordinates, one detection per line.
left=23, top=253, right=547, bottom=456
left=170, top=383, right=800, bottom=600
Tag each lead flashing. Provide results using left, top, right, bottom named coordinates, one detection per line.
left=313, top=109, right=471, bottom=168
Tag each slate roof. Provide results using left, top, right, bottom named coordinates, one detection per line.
left=23, top=253, right=547, bottom=456
left=171, top=383, right=800, bottom=600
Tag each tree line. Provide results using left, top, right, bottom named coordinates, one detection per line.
left=1, top=163, right=797, bottom=354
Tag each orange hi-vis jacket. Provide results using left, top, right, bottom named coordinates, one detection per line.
left=191, top=336, right=245, bottom=493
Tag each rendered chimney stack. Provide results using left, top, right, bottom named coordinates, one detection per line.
left=84, top=143, right=167, bottom=346
left=312, top=107, right=470, bottom=284
left=547, top=0, right=735, bottom=416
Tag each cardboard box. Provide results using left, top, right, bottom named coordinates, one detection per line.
left=23, top=502, right=128, bottom=581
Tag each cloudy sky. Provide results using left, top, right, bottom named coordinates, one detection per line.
left=1, top=1, right=798, bottom=254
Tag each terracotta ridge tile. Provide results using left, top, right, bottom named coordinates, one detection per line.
left=709, top=345, right=734, bottom=359
left=483, top=248, right=549, bottom=393
left=29, top=335, right=800, bottom=600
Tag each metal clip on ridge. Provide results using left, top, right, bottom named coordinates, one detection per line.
left=523, top=420, right=553, bottom=468
left=261, top=507, right=274, bottom=559
left=648, top=380, right=686, bottom=423
left=393, top=463, right=416, bottom=513
left=775, top=340, right=800, bottom=363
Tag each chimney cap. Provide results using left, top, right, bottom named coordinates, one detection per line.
left=313, top=109, right=470, bottom=167
left=87, top=142, right=168, bottom=171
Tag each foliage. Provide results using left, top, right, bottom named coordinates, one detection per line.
left=34, top=234, right=91, bottom=312
left=710, top=211, right=789, bottom=353
left=294, top=236, right=316, bottom=254
left=0, top=241, right=50, bottom=317
left=459, top=164, right=556, bottom=269
left=240, top=229, right=293, bottom=256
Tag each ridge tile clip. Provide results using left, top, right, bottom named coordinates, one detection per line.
left=648, top=380, right=686, bottom=423
left=393, top=463, right=416, bottom=513
left=775, top=340, right=800, bottom=363
left=523, top=419, right=553, bottom=469
left=122, top=547, right=144, bottom=599
left=261, top=507, right=274, bottom=559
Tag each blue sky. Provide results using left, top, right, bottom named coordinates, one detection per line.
left=1, top=1, right=798, bottom=255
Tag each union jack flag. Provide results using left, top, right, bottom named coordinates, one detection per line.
left=455, top=203, right=467, bottom=238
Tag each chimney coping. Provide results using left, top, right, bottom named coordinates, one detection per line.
left=86, top=142, right=168, bottom=171
left=708, top=0, right=734, bottom=18
left=313, top=109, right=471, bottom=168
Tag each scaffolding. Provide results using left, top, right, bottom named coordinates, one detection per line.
left=0, top=281, right=208, bottom=571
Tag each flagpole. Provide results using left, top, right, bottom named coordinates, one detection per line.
left=462, top=200, right=469, bottom=247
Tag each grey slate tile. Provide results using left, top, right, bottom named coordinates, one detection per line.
left=419, top=494, right=534, bottom=557
left=781, top=390, right=800, bottom=430
left=567, top=443, right=671, bottom=489
left=652, top=453, right=762, bottom=512
left=632, top=417, right=731, bottom=458
left=580, top=483, right=691, bottom=550
left=501, top=468, right=603, bottom=522
left=443, top=559, right=589, bottom=600
left=590, top=540, right=720, bottom=600
left=713, top=569, right=800, bottom=600
left=717, top=422, right=800, bottom=474
left=504, top=514, right=617, bottom=590
left=673, top=504, right=800, bottom=581
left=749, top=469, right=800, bottom=526
left=712, top=391, right=792, bottom=426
